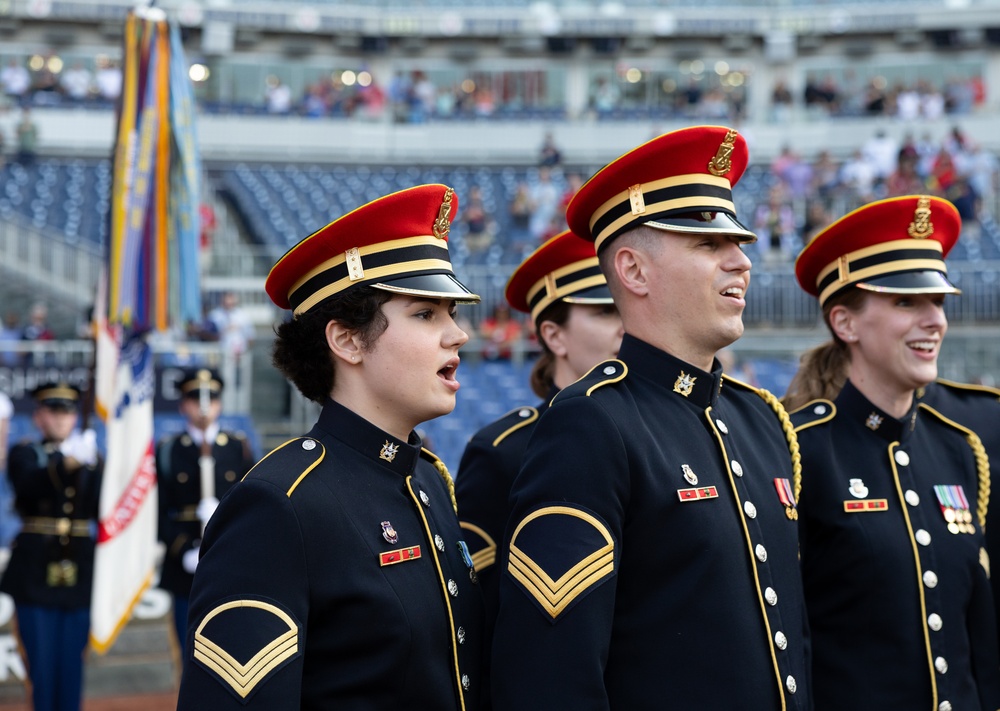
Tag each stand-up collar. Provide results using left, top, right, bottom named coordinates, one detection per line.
left=836, top=379, right=917, bottom=444
left=619, top=334, right=723, bottom=408
left=314, top=398, right=421, bottom=476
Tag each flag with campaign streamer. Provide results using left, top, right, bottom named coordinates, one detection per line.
left=91, top=7, right=202, bottom=653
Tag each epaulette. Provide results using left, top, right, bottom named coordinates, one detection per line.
left=489, top=406, right=539, bottom=448
left=929, top=378, right=1000, bottom=401
left=920, top=403, right=990, bottom=531
left=244, top=436, right=325, bottom=498
left=723, top=375, right=803, bottom=505
left=551, top=359, right=627, bottom=405
left=789, top=398, right=837, bottom=432
left=421, top=448, right=458, bottom=513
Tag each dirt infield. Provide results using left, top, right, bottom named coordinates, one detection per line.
left=0, top=692, right=177, bottom=710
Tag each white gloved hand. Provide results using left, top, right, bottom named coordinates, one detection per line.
left=197, top=496, right=220, bottom=527
left=59, top=429, right=98, bottom=466
left=182, top=545, right=200, bottom=574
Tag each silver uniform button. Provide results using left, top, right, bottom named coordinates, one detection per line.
left=744, top=501, right=757, bottom=518
left=435, top=535, right=445, bottom=551
left=716, top=419, right=729, bottom=434
left=731, top=460, right=744, bottom=477
left=765, top=587, right=778, bottom=606
left=448, top=579, right=459, bottom=596
left=462, top=674, right=470, bottom=690
left=302, top=439, right=316, bottom=450
left=923, top=570, right=939, bottom=588
left=813, top=404, right=827, bottom=415
left=915, top=529, right=931, bottom=546
left=894, top=450, right=910, bottom=467
left=603, top=365, right=616, bottom=375
left=928, top=613, right=943, bottom=631
left=774, top=631, right=787, bottom=650
left=419, top=490, right=431, bottom=506
left=905, top=489, right=920, bottom=506
left=939, top=701, right=952, bottom=711
left=756, top=544, right=768, bottom=562
left=457, top=626, right=466, bottom=645
left=519, top=408, right=532, bottom=418
left=935, top=656, right=949, bottom=674
left=786, top=675, right=797, bottom=694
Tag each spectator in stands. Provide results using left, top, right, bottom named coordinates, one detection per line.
left=528, top=166, right=559, bottom=242
left=95, top=58, right=122, bottom=103
left=410, top=70, right=436, bottom=123
left=508, top=181, right=534, bottom=254
left=59, top=61, right=92, bottom=102
left=387, top=71, right=412, bottom=123
left=591, top=76, right=620, bottom=116
left=770, top=78, right=794, bottom=123
left=801, top=199, right=834, bottom=245
left=811, top=149, right=843, bottom=203
left=22, top=302, right=54, bottom=343
left=771, top=145, right=813, bottom=203
left=753, top=184, right=798, bottom=266
left=885, top=153, right=927, bottom=197
left=177, top=184, right=485, bottom=708
left=895, top=82, right=921, bottom=122
left=804, top=73, right=838, bottom=116
left=1, top=58, right=30, bottom=102
left=0, top=311, right=21, bottom=366
left=265, top=75, right=292, bottom=115
left=840, top=148, right=879, bottom=203
left=928, top=146, right=959, bottom=196
left=459, top=185, right=494, bottom=255
left=456, top=229, right=622, bottom=698
left=919, top=80, right=945, bottom=120
left=784, top=195, right=1000, bottom=711
left=965, top=142, right=999, bottom=218
left=863, top=77, right=888, bottom=116
left=479, top=303, right=525, bottom=361
left=538, top=132, right=562, bottom=168
left=15, top=107, right=38, bottom=165
left=208, top=291, right=254, bottom=367
left=28, top=52, right=59, bottom=102
left=863, top=129, right=899, bottom=184
left=0, top=383, right=102, bottom=711
left=156, top=368, right=255, bottom=656
left=199, top=202, right=217, bottom=273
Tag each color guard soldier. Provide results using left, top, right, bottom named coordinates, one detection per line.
left=785, top=196, right=1000, bottom=710
left=177, top=185, right=485, bottom=709
left=155, top=368, right=254, bottom=655
left=0, top=383, right=102, bottom=711
left=919, top=378, right=1000, bottom=643
left=491, top=126, right=810, bottom=709
left=456, top=229, right=621, bottom=688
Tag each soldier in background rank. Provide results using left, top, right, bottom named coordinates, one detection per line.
left=491, top=127, right=810, bottom=709
left=456, top=229, right=621, bottom=688
left=155, top=368, right=254, bottom=655
left=919, top=378, right=1000, bottom=644
left=0, top=383, right=102, bottom=711
left=177, top=184, right=485, bottom=709
left=784, top=196, right=1000, bottom=711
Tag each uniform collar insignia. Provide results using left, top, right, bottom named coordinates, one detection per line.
left=673, top=371, right=697, bottom=397
left=379, top=440, right=400, bottom=462
left=865, top=412, right=883, bottom=431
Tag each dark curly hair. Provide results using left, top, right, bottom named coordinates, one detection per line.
left=272, top=287, right=393, bottom=404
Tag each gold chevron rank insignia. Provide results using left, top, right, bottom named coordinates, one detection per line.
left=460, top=521, right=498, bottom=572
left=507, top=505, right=616, bottom=620
left=192, top=599, right=301, bottom=700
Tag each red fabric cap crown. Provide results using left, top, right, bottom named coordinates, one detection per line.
left=505, top=229, right=611, bottom=323
left=795, top=195, right=961, bottom=305
left=266, top=184, right=478, bottom=314
left=566, top=125, right=752, bottom=252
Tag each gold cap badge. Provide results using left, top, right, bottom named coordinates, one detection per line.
left=432, top=187, right=455, bottom=240
left=907, top=196, right=934, bottom=239
left=707, top=129, right=738, bottom=177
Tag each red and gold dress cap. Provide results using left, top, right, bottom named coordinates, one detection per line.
left=795, top=195, right=961, bottom=307
left=266, top=184, right=480, bottom=315
left=566, top=125, right=757, bottom=253
left=505, top=229, right=614, bottom=326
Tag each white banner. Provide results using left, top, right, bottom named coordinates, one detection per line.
left=90, top=331, right=158, bottom=654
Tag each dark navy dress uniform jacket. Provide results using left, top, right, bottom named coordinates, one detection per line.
left=921, top=378, right=1000, bottom=649
left=0, top=441, right=102, bottom=609
left=492, top=334, right=811, bottom=710
left=792, top=380, right=1000, bottom=711
left=155, top=428, right=255, bottom=596
left=176, top=398, right=485, bottom=710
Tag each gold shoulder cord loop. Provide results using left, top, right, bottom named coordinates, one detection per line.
left=429, top=455, right=459, bottom=514
left=967, top=431, right=990, bottom=531
left=757, top=388, right=803, bottom=503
